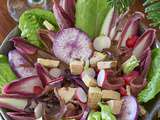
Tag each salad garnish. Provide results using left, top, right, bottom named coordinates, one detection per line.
left=0, top=0, right=159, bottom=120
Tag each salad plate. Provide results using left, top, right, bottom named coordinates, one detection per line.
left=1, top=1, right=160, bottom=120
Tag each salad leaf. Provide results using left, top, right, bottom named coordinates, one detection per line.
left=98, top=103, right=116, bottom=120
left=75, top=0, right=111, bottom=39
left=19, top=8, right=58, bottom=48
left=138, top=48, right=160, bottom=102
left=0, top=54, right=17, bottom=91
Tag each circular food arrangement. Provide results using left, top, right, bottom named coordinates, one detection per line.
left=1, top=0, right=160, bottom=120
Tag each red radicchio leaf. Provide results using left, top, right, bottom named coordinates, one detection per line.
left=53, top=0, right=74, bottom=29
left=8, top=50, right=37, bottom=78
left=59, top=0, right=76, bottom=23
left=132, top=28, right=156, bottom=58
left=0, top=95, right=36, bottom=112
left=12, top=37, right=55, bottom=64
left=3, top=76, right=43, bottom=97
left=7, top=112, right=35, bottom=120
left=118, top=12, right=144, bottom=48
left=80, top=107, right=90, bottom=120
left=130, top=48, right=151, bottom=96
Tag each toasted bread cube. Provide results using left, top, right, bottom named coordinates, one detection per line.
left=90, top=52, right=106, bottom=67
left=37, top=58, right=60, bottom=68
left=88, top=87, right=102, bottom=109
left=82, top=74, right=97, bottom=87
left=70, top=60, right=84, bottom=75
left=102, top=90, right=120, bottom=100
left=97, top=61, right=117, bottom=69
left=107, top=100, right=122, bottom=114
left=58, top=87, right=76, bottom=103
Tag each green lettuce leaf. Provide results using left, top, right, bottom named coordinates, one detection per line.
left=138, top=48, right=160, bottom=102
left=19, top=8, right=58, bottom=48
left=75, top=0, right=111, bottom=39
left=0, top=54, right=17, bottom=91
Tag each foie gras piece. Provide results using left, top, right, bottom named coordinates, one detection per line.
left=82, top=74, right=97, bottom=87
left=88, top=87, right=102, bottom=109
left=97, top=61, right=117, bottom=69
left=90, top=51, right=106, bottom=67
left=70, top=60, right=84, bottom=75
left=57, top=87, right=76, bottom=103
left=107, top=100, right=123, bottom=114
left=37, top=58, right=60, bottom=68
left=102, top=90, right=120, bottom=100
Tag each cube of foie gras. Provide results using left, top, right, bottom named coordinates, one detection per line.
left=90, top=51, right=106, bottom=67
left=70, top=60, right=84, bottom=75
left=88, top=87, right=102, bottom=109
left=82, top=74, right=97, bottom=87
left=102, top=90, right=120, bottom=100
left=57, top=87, right=76, bottom=103
left=107, top=100, right=122, bottom=114
left=97, top=61, right=117, bottom=70
left=37, top=58, right=60, bottom=68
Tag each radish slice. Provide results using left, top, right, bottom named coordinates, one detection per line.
left=100, top=7, right=115, bottom=36
left=97, top=69, right=107, bottom=87
left=81, top=68, right=96, bottom=79
left=93, top=35, right=111, bottom=51
left=0, top=96, right=36, bottom=112
left=3, top=76, right=43, bottom=96
left=75, top=87, right=87, bottom=103
left=49, top=68, right=63, bottom=78
left=118, top=96, right=138, bottom=120
left=118, top=12, right=144, bottom=47
left=52, top=28, right=92, bottom=64
left=133, top=28, right=156, bottom=58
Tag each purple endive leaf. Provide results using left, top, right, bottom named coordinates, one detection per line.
left=101, top=7, right=117, bottom=36
left=7, top=112, right=35, bottom=120
left=0, top=95, right=36, bottom=112
left=35, top=63, right=63, bottom=87
left=59, top=0, right=76, bottom=23
left=118, top=12, right=144, bottom=47
left=12, top=37, right=55, bottom=64
left=130, top=48, right=151, bottom=96
left=38, top=29, right=56, bottom=52
left=3, top=76, right=43, bottom=97
left=53, top=0, right=74, bottom=29
left=132, top=28, right=156, bottom=58
left=8, top=50, right=37, bottom=78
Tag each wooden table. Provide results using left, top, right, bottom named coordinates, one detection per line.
left=0, top=0, right=152, bottom=43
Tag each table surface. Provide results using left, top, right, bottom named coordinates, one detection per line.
left=0, top=0, right=153, bottom=43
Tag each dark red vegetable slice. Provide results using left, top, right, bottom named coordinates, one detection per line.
left=7, top=112, right=35, bottom=120
left=52, top=28, right=92, bottom=64
left=3, top=76, right=43, bottom=97
left=8, top=50, right=37, bottom=78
